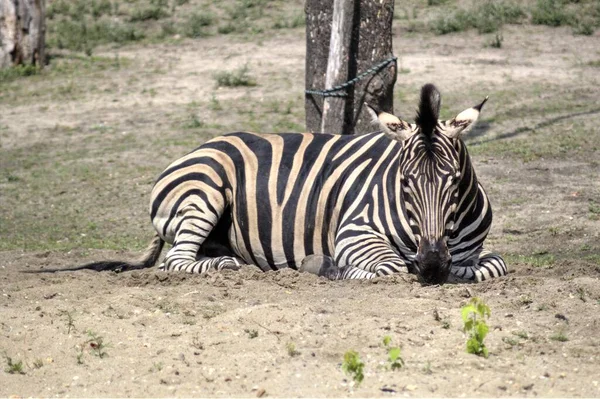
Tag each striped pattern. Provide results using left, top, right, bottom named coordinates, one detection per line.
left=149, top=110, right=506, bottom=282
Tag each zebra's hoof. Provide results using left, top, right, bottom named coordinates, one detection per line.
left=219, top=261, right=242, bottom=271
left=299, top=255, right=339, bottom=280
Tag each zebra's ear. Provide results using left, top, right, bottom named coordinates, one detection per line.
left=440, top=96, right=488, bottom=139
left=365, top=104, right=415, bottom=141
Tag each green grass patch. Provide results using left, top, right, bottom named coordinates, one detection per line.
left=468, top=112, right=600, bottom=162
left=531, top=0, right=573, bottom=27
left=429, top=0, right=599, bottom=35
left=531, top=0, right=600, bottom=34
left=0, top=140, right=153, bottom=252
left=588, top=200, right=600, bottom=218
left=0, top=54, right=129, bottom=105
left=584, top=254, right=600, bottom=265
left=129, top=0, right=169, bottom=22
left=506, top=252, right=556, bottom=268
left=431, top=1, right=526, bottom=34
left=427, top=0, right=448, bottom=6
left=0, top=64, right=40, bottom=84
left=49, top=18, right=144, bottom=54
left=43, top=0, right=308, bottom=51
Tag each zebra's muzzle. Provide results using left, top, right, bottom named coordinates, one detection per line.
left=415, top=238, right=452, bottom=285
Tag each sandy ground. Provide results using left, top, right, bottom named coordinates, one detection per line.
left=1, top=22, right=600, bottom=397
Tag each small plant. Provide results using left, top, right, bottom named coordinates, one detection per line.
left=520, top=295, right=533, bottom=305
left=214, top=65, right=257, bottom=88
left=461, top=297, right=491, bottom=358
left=245, top=329, right=259, bottom=339
left=61, top=310, right=76, bottom=334
left=218, top=22, right=237, bottom=35
left=382, top=336, right=404, bottom=370
left=513, top=330, right=529, bottom=339
left=286, top=342, right=300, bottom=357
left=76, top=346, right=85, bottom=365
left=488, top=32, right=504, bottom=48
left=209, top=94, right=223, bottom=111
left=183, top=12, right=214, bottom=38
left=33, top=359, right=44, bottom=369
left=589, top=201, right=600, bottom=220
left=573, top=19, right=595, bottom=35
left=192, top=334, right=204, bottom=350
left=502, top=336, right=519, bottom=347
left=183, top=114, right=204, bottom=129
left=150, top=361, right=164, bottom=372
left=576, top=287, right=587, bottom=302
left=550, top=331, right=568, bottom=342
left=86, top=330, right=108, bottom=358
left=4, top=355, right=25, bottom=374
left=341, top=350, right=364, bottom=386
left=422, top=361, right=433, bottom=374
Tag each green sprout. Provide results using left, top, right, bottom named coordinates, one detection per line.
left=4, top=355, right=25, bottom=374
left=86, top=330, right=108, bottom=358
left=461, top=297, right=491, bottom=358
left=286, top=342, right=300, bottom=357
left=341, top=350, right=364, bottom=386
left=382, top=335, right=404, bottom=370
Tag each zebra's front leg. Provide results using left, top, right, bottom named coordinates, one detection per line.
left=300, top=233, right=409, bottom=280
left=451, top=249, right=507, bottom=282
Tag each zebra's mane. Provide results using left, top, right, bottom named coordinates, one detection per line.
left=415, top=84, right=441, bottom=140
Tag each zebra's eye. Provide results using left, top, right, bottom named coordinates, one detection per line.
left=449, top=173, right=460, bottom=185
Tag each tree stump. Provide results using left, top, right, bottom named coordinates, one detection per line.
left=0, top=0, right=46, bottom=69
left=305, top=0, right=396, bottom=135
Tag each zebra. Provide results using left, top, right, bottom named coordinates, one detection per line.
left=41, top=83, right=506, bottom=284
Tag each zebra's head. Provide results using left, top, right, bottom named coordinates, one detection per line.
left=368, top=84, right=487, bottom=284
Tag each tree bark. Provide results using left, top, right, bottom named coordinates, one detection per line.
left=320, top=0, right=354, bottom=134
left=0, top=0, right=46, bottom=69
left=305, top=0, right=396, bottom=135
left=349, top=0, right=396, bottom=134
left=305, top=0, right=333, bottom=133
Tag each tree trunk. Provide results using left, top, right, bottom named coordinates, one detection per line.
left=320, top=0, right=354, bottom=134
left=0, top=0, right=46, bottom=69
left=305, top=0, right=396, bottom=135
